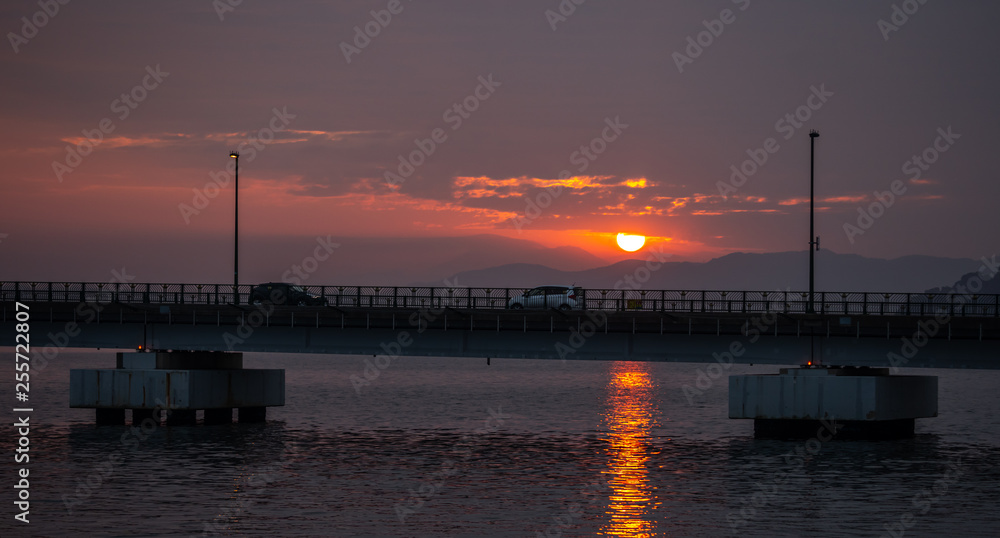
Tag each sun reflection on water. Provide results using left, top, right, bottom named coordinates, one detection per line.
left=601, top=361, right=660, bottom=537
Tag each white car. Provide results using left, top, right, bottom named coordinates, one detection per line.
left=507, top=285, right=583, bottom=310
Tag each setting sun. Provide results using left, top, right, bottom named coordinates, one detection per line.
left=616, top=233, right=646, bottom=252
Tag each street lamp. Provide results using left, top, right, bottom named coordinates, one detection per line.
left=807, top=130, right=819, bottom=314
left=230, top=150, right=239, bottom=304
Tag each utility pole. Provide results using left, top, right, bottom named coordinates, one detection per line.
left=808, top=130, right=820, bottom=314
left=230, top=151, right=239, bottom=304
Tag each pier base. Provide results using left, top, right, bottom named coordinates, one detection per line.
left=166, top=409, right=198, bottom=426
left=239, top=407, right=267, bottom=423
left=71, top=352, right=283, bottom=426
left=730, top=366, right=937, bottom=440
left=204, top=408, right=233, bottom=425
left=95, top=408, right=126, bottom=426
left=753, top=418, right=916, bottom=440
left=131, top=408, right=160, bottom=427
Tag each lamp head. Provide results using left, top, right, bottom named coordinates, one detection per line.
left=809, top=130, right=820, bottom=138
left=229, top=151, right=239, bottom=158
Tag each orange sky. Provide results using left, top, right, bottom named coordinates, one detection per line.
left=1, top=1, right=996, bottom=279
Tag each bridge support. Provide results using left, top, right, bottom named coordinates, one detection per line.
left=729, top=366, right=937, bottom=439
left=204, top=408, right=233, bottom=425
left=239, top=407, right=267, bottom=423
left=95, top=408, right=126, bottom=426
left=70, top=351, right=284, bottom=426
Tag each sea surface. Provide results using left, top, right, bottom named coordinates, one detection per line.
left=2, top=351, right=999, bottom=537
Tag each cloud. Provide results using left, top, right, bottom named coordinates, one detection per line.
left=779, top=195, right=869, bottom=206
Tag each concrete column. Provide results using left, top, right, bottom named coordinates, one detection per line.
left=204, top=408, right=233, bottom=425
left=131, top=409, right=160, bottom=427
left=166, top=409, right=197, bottom=426
left=753, top=418, right=915, bottom=439
left=239, top=407, right=266, bottom=423
left=95, top=408, right=125, bottom=426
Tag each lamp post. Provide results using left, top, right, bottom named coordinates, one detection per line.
left=807, top=130, right=819, bottom=314
left=230, top=151, right=239, bottom=304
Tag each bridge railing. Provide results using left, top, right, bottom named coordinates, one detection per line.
left=1, top=281, right=997, bottom=317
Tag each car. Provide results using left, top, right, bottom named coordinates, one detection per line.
left=507, top=285, right=583, bottom=310
left=250, top=282, right=327, bottom=306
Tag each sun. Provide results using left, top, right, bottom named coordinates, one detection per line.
left=616, top=233, right=646, bottom=252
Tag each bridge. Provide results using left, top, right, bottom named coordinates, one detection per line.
left=6, top=280, right=994, bottom=435
left=3, top=281, right=999, bottom=369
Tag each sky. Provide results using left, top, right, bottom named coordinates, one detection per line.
left=2, top=0, right=998, bottom=282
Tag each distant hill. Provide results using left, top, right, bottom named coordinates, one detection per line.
left=433, top=250, right=987, bottom=293
left=3, top=228, right=992, bottom=294
left=926, top=264, right=1000, bottom=295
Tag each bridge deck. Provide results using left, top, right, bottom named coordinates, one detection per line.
left=5, top=298, right=999, bottom=369
left=3, top=281, right=998, bottom=318
left=6, top=300, right=1000, bottom=340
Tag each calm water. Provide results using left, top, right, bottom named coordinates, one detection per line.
left=2, top=351, right=999, bottom=537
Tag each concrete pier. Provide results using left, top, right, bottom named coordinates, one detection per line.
left=239, top=407, right=267, bottom=423
left=95, top=408, right=125, bottom=426
left=729, top=366, right=938, bottom=439
left=131, top=408, right=159, bottom=427
left=204, top=408, right=233, bottom=425
left=70, top=351, right=284, bottom=425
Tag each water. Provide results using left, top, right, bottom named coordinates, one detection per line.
left=2, top=351, right=999, bottom=537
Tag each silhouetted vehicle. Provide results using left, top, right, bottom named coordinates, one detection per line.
left=507, top=285, right=583, bottom=310
left=251, top=283, right=326, bottom=306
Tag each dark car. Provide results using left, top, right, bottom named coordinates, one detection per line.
left=507, top=285, right=583, bottom=310
left=250, top=282, right=327, bottom=306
